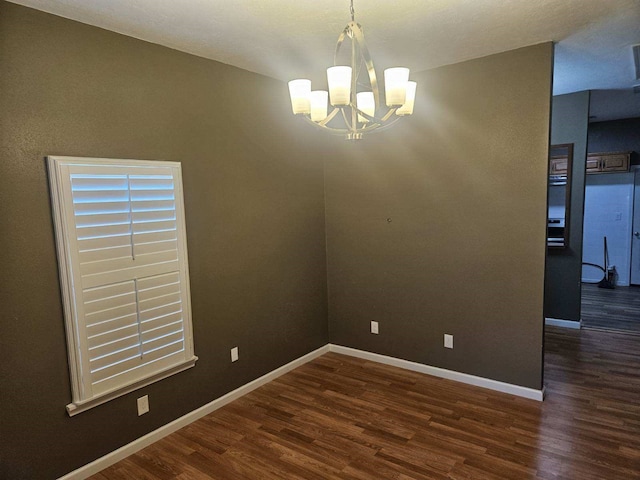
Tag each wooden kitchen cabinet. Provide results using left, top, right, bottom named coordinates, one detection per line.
left=550, top=156, right=569, bottom=175
left=586, top=155, right=600, bottom=173
left=587, top=151, right=630, bottom=174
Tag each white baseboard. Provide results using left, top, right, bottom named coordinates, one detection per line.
left=59, top=341, right=546, bottom=479
left=58, top=344, right=330, bottom=480
left=545, top=317, right=582, bottom=329
left=328, top=344, right=544, bottom=402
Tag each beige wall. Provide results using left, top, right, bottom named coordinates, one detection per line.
left=0, top=3, right=328, bottom=478
left=325, top=44, right=553, bottom=389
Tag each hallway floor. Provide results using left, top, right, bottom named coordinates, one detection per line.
left=581, top=282, right=640, bottom=334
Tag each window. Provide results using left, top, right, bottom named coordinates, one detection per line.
left=48, top=156, right=197, bottom=416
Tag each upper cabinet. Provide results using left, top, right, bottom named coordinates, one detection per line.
left=551, top=151, right=630, bottom=176
left=589, top=152, right=630, bottom=174
left=550, top=155, right=569, bottom=175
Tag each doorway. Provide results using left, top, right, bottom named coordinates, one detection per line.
left=581, top=156, right=640, bottom=334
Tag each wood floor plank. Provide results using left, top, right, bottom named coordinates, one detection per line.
left=581, top=283, right=640, bottom=333
left=88, top=327, right=640, bottom=479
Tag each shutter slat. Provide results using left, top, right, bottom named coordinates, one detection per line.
left=141, top=321, right=183, bottom=344
left=76, top=223, right=131, bottom=240
left=139, top=302, right=181, bottom=323
left=131, top=200, right=175, bottom=212
left=139, top=292, right=182, bottom=312
left=142, top=331, right=183, bottom=354
left=135, top=239, right=178, bottom=256
left=73, top=190, right=130, bottom=203
left=83, top=281, right=134, bottom=303
left=75, top=212, right=130, bottom=228
left=80, top=260, right=180, bottom=289
left=79, top=245, right=133, bottom=265
left=88, top=324, right=139, bottom=349
left=140, top=311, right=183, bottom=334
left=131, top=190, right=175, bottom=202
left=133, top=220, right=176, bottom=234
left=79, top=250, right=177, bottom=277
left=71, top=176, right=128, bottom=190
left=90, top=345, right=141, bottom=374
left=85, top=311, right=138, bottom=337
left=84, top=290, right=136, bottom=316
left=137, top=271, right=180, bottom=290
left=135, top=230, right=177, bottom=247
left=129, top=177, right=174, bottom=189
left=132, top=209, right=176, bottom=223
left=78, top=234, right=131, bottom=253
left=73, top=201, right=129, bottom=215
left=89, top=333, right=140, bottom=361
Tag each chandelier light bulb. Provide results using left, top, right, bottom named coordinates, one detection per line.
left=288, top=79, right=311, bottom=115
left=396, top=81, right=417, bottom=116
left=384, top=67, right=410, bottom=107
left=310, top=90, right=329, bottom=122
left=327, top=66, right=352, bottom=106
left=356, top=92, right=375, bottom=123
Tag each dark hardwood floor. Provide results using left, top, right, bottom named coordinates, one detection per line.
left=581, top=283, right=640, bottom=334
left=90, top=327, right=640, bottom=479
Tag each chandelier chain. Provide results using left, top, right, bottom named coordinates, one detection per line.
left=350, top=0, right=355, bottom=22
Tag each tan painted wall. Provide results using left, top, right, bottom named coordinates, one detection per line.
left=0, top=3, right=328, bottom=478
left=325, top=44, right=553, bottom=389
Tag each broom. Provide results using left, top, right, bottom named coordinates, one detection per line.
left=597, top=236, right=615, bottom=289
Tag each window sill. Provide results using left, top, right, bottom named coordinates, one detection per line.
left=66, top=356, right=198, bottom=417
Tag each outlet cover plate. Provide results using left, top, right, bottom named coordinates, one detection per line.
left=137, top=395, right=149, bottom=416
left=444, top=334, right=454, bottom=349
left=231, top=346, right=239, bottom=362
left=371, top=321, right=379, bottom=334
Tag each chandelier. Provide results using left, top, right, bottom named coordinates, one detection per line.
left=287, top=0, right=417, bottom=140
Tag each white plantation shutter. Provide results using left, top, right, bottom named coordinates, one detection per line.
left=48, top=157, right=197, bottom=416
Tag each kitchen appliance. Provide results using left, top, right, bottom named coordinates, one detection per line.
left=547, top=218, right=565, bottom=245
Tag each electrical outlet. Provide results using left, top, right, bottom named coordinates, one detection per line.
left=371, top=321, right=379, bottom=334
left=444, top=334, right=454, bottom=349
left=137, top=395, right=149, bottom=416
left=231, top=346, right=239, bottom=362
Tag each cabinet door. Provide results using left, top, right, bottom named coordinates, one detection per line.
left=586, top=155, right=601, bottom=173
left=600, top=153, right=629, bottom=172
left=550, top=157, right=568, bottom=175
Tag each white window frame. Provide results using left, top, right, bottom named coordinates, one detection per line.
left=48, top=156, right=197, bottom=416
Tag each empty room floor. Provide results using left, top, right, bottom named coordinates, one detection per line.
left=89, top=327, right=640, bottom=479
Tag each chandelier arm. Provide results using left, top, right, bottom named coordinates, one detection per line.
left=340, top=107, right=355, bottom=131
left=317, top=107, right=340, bottom=127
left=360, top=115, right=402, bottom=132
left=379, top=108, right=398, bottom=122
left=349, top=22, right=380, bottom=110
left=302, top=115, right=361, bottom=135
left=334, top=26, right=351, bottom=66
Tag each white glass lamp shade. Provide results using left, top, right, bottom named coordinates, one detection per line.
left=396, top=81, right=417, bottom=116
left=288, top=79, right=311, bottom=115
left=384, top=67, right=410, bottom=107
left=310, top=90, right=329, bottom=122
left=327, top=66, right=352, bottom=106
left=356, top=92, right=375, bottom=123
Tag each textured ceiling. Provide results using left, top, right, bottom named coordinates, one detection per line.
left=8, top=0, right=640, bottom=114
